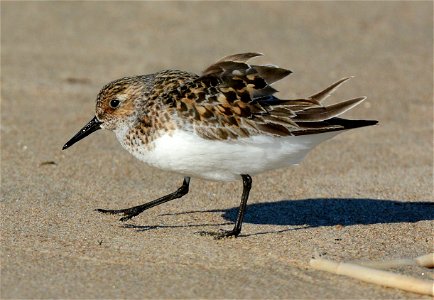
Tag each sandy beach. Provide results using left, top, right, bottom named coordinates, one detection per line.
left=1, top=2, right=433, bottom=298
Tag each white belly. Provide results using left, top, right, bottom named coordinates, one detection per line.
left=117, top=129, right=340, bottom=181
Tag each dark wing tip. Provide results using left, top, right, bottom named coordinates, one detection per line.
left=327, top=118, right=378, bottom=129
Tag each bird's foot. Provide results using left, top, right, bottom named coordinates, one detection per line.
left=95, top=207, right=141, bottom=222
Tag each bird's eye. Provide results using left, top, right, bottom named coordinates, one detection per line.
left=110, top=99, right=120, bottom=108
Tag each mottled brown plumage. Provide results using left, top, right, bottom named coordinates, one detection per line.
left=89, top=52, right=377, bottom=151
left=124, top=52, right=373, bottom=142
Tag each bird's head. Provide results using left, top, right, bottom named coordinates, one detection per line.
left=62, top=76, right=146, bottom=150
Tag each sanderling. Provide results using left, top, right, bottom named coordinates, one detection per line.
left=63, top=52, right=377, bottom=238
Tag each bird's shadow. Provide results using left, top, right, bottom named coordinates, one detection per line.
left=123, top=198, right=434, bottom=235
left=227, top=198, right=434, bottom=227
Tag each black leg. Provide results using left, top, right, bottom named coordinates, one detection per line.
left=96, top=177, right=190, bottom=222
left=199, top=174, right=252, bottom=239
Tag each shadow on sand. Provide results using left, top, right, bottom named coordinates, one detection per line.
left=221, top=198, right=434, bottom=227
left=123, top=198, right=433, bottom=234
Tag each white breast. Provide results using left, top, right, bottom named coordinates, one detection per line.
left=116, top=128, right=341, bottom=181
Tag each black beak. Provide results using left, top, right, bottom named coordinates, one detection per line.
left=63, top=116, right=102, bottom=150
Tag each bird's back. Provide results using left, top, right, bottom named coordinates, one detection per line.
left=143, top=53, right=377, bottom=142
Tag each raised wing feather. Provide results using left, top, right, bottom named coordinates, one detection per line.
left=158, top=53, right=376, bottom=140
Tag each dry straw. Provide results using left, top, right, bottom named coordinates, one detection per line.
left=310, top=253, right=434, bottom=296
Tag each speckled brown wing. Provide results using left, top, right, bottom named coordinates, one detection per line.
left=158, top=53, right=292, bottom=140
left=160, top=53, right=376, bottom=140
